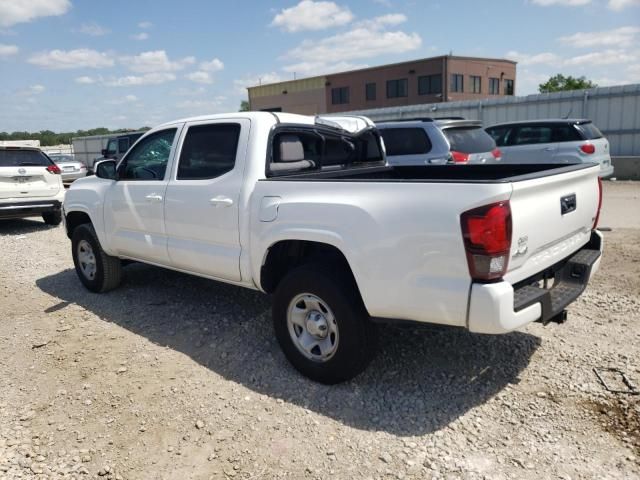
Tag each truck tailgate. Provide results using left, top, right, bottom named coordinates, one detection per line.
left=504, top=164, right=600, bottom=284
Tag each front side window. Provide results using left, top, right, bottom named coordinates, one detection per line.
left=504, top=79, right=514, bottom=95
left=118, top=128, right=177, bottom=180
left=489, top=78, right=500, bottom=95
left=177, top=124, right=240, bottom=180
left=386, top=79, right=408, bottom=98
left=118, top=138, right=130, bottom=153
left=365, top=82, right=376, bottom=101
left=331, top=87, right=350, bottom=105
left=105, top=139, right=117, bottom=156
left=450, top=74, right=464, bottom=93
left=471, top=76, right=482, bottom=94
left=418, top=74, right=442, bottom=95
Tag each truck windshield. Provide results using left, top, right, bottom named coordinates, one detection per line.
left=0, top=150, right=51, bottom=167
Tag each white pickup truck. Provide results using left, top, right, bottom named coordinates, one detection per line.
left=63, top=112, right=603, bottom=383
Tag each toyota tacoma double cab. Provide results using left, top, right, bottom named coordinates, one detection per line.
left=63, top=112, right=603, bottom=383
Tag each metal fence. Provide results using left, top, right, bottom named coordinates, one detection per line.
left=346, top=83, right=640, bottom=156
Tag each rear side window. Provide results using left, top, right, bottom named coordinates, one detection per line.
left=511, top=126, right=553, bottom=145
left=177, top=124, right=240, bottom=180
left=118, top=138, right=130, bottom=153
left=443, top=127, right=496, bottom=153
left=379, top=128, right=432, bottom=156
left=0, top=150, right=51, bottom=167
left=575, top=122, right=604, bottom=140
left=551, top=125, right=581, bottom=142
left=485, top=126, right=511, bottom=147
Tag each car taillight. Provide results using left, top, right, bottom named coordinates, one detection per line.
left=46, top=164, right=61, bottom=174
left=80, top=164, right=87, bottom=170
left=451, top=151, right=470, bottom=163
left=492, top=148, right=502, bottom=159
left=460, top=201, right=512, bottom=281
left=580, top=143, right=595, bottom=154
left=593, top=177, right=602, bottom=229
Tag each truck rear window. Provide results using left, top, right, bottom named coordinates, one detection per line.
left=575, top=122, right=604, bottom=140
left=442, top=127, right=496, bottom=153
left=379, top=128, right=432, bottom=156
left=0, top=150, right=51, bottom=167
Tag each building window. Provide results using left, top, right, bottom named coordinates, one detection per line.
left=489, top=78, right=500, bottom=95
left=504, top=79, right=514, bottom=95
left=365, top=82, right=376, bottom=101
left=418, top=74, right=442, bottom=95
left=331, top=87, right=350, bottom=105
left=471, top=75, right=481, bottom=94
left=386, top=79, right=408, bottom=98
left=450, top=74, right=464, bottom=93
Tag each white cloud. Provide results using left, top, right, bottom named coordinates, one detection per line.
left=199, top=58, right=224, bottom=72
left=282, top=60, right=367, bottom=76
left=138, top=21, right=153, bottom=29
left=28, top=48, right=114, bottom=69
left=271, top=0, right=354, bottom=32
left=608, top=0, right=640, bottom=10
left=124, top=94, right=138, bottom=102
left=564, top=49, right=637, bottom=65
left=185, top=71, right=213, bottom=84
left=176, top=98, right=225, bottom=110
left=284, top=26, right=421, bottom=65
left=0, top=43, right=18, bottom=57
left=505, top=50, right=562, bottom=66
left=174, top=87, right=207, bottom=97
left=355, top=13, right=407, bottom=29
left=233, top=72, right=284, bottom=93
left=531, top=0, right=591, bottom=5
left=130, top=32, right=149, bottom=41
left=103, top=72, right=176, bottom=87
left=75, top=75, right=97, bottom=84
left=122, top=50, right=195, bottom=73
left=16, top=84, right=45, bottom=95
left=559, top=26, right=639, bottom=48
left=0, top=0, right=71, bottom=27
left=78, top=22, right=110, bottom=36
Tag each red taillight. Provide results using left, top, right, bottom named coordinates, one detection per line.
left=593, top=177, right=603, bottom=229
left=451, top=150, right=470, bottom=163
left=492, top=148, right=502, bottom=159
left=46, top=164, right=61, bottom=174
left=461, top=201, right=512, bottom=281
left=580, top=143, right=595, bottom=154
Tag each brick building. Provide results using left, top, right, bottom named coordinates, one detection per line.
left=248, top=55, right=517, bottom=115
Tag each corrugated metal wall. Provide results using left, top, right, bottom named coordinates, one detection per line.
left=346, top=83, right=640, bottom=156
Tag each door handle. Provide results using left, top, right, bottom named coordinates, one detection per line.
left=145, top=194, right=163, bottom=202
left=209, top=196, right=233, bottom=207
left=544, top=147, right=555, bottom=151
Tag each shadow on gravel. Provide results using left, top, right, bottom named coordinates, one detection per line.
left=0, top=218, right=58, bottom=236
left=37, top=264, right=540, bottom=436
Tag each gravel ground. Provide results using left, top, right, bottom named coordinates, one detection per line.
left=0, top=181, right=638, bottom=480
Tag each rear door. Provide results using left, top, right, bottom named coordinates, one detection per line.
left=505, top=165, right=600, bottom=284
left=0, top=149, right=61, bottom=199
left=500, top=125, right=557, bottom=164
left=164, top=119, right=249, bottom=281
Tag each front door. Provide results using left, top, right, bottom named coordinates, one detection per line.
left=104, top=127, right=180, bottom=264
left=164, top=119, right=249, bottom=281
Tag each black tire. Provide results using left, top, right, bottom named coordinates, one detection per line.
left=272, top=261, right=376, bottom=384
left=42, top=210, right=62, bottom=226
left=71, top=223, right=122, bottom=293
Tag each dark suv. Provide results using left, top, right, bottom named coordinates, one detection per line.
left=89, top=132, right=144, bottom=173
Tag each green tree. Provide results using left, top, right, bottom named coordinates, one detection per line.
left=239, top=100, right=250, bottom=111
left=538, top=74, right=597, bottom=93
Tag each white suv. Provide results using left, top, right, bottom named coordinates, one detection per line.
left=0, top=146, right=65, bottom=225
left=485, top=119, right=614, bottom=178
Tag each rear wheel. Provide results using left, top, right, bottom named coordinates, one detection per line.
left=71, top=223, right=122, bottom=293
left=42, top=211, right=62, bottom=226
left=273, top=261, right=376, bottom=384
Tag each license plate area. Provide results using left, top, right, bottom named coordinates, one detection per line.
left=14, top=176, right=31, bottom=183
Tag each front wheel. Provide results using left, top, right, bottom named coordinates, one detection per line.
left=272, top=262, right=376, bottom=384
left=71, top=224, right=122, bottom=293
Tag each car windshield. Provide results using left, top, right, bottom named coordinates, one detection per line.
left=442, top=127, right=496, bottom=153
left=0, top=149, right=51, bottom=167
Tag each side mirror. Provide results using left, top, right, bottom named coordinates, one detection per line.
left=101, top=149, right=108, bottom=157
left=95, top=160, right=117, bottom=180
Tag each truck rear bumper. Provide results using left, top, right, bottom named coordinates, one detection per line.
left=468, top=230, right=603, bottom=334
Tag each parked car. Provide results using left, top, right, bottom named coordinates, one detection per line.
left=0, top=146, right=64, bottom=225
left=63, top=112, right=603, bottom=384
left=48, top=154, right=87, bottom=185
left=88, top=132, right=144, bottom=173
left=485, top=119, right=614, bottom=178
left=377, top=118, right=501, bottom=166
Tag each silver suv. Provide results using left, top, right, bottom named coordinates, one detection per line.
left=377, top=118, right=501, bottom=166
left=485, top=119, right=613, bottom=178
